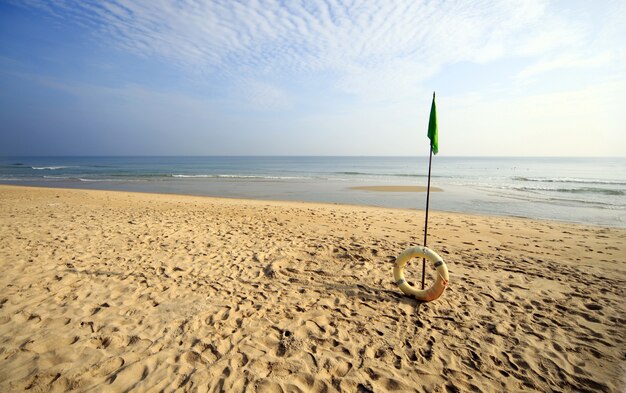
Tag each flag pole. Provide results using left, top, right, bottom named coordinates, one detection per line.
left=421, top=144, right=433, bottom=289
left=421, top=91, right=437, bottom=290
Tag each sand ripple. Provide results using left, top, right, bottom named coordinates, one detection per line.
left=0, top=185, right=625, bottom=392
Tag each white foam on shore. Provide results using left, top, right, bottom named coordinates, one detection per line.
left=512, top=176, right=626, bottom=186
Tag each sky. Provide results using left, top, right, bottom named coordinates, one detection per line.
left=0, top=0, right=625, bottom=156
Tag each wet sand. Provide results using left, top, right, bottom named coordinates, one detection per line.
left=349, top=185, right=443, bottom=192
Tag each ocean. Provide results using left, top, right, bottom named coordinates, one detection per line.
left=1, top=156, right=624, bottom=228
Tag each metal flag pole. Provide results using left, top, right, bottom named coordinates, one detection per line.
left=421, top=91, right=437, bottom=290
left=421, top=144, right=433, bottom=290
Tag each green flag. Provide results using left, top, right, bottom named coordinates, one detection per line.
left=427, top=92, right=438, bottom=155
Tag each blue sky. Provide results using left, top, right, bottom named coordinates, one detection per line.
left=0, top=0, right=624, bottom=156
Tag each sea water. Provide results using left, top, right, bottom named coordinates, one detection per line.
left=1, top=156, right=624, bottom=227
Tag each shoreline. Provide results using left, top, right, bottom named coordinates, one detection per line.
left=0, top=182, right=623, bottom=229
left=1, top=156, right=624, bottom=229
left=1, top=184, right=625, bottom=391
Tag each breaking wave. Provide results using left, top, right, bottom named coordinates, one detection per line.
left=513, top=176, right=626, bottom=186
left=515, top=186, right=624, bottom=196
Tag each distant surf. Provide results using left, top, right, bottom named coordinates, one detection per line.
left=171, top=174, right=312, bottom=180
left=514, top=186, right=624, bottom=196
left=512, top=176, right=626, bottom=186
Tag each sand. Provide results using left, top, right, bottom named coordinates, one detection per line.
left=349, top=186, right=443, bottom=192
left=0, top=184, right=624, bottom=392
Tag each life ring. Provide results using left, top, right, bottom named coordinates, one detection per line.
left=393, top=246, right=449, bottom=301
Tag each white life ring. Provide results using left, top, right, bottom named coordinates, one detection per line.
left=393, top=246, right=449, bottom=301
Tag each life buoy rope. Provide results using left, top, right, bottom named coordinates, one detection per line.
left=393, top=246, right=449, bottom=302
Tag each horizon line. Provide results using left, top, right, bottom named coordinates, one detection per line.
left=1, top=154, right=625, bottom=159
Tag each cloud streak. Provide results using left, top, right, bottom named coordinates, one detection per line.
left=16, top=0, right=593, bottom=103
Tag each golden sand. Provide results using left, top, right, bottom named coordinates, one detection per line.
left=0, top=185, right=624, bottom=392
left=349, top=185, right=443, bottom=192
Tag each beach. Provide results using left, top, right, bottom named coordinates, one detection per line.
left=0, top=184, right=624, bottom=392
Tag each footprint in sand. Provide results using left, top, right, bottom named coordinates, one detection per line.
left=92, top=356, right=125, bottom=377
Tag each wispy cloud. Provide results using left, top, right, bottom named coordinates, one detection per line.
left=16, top=1, right=588, bottom=100
left=9, top=0, right=626, bottom=123
left=518, top=52, right=614, bottom=79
